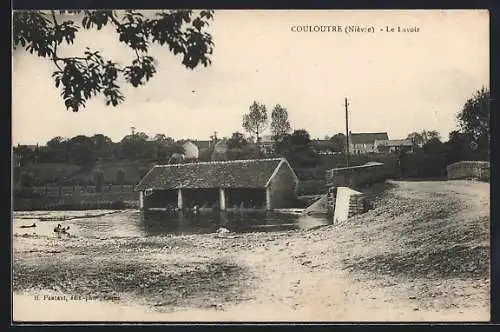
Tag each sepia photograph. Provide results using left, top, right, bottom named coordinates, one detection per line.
left=11, top=9, right=490, bottom=322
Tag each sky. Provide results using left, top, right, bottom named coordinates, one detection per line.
left=12, top=10, right=489, bottom=145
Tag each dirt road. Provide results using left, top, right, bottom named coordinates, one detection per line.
left=12, top=180, right=490, bottom=322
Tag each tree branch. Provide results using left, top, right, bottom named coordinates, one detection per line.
left=49, top=10, right=63, bottom=71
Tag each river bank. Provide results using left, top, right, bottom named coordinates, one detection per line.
left=12, top=180, right=490, bottom=322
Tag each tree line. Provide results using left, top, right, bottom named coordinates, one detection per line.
left=14, top=87, right=490, bottom=181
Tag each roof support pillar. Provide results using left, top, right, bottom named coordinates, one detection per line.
left=265, top=187, right=271, bottom=210
left=219, top=188, right=226, bottom=211
left=177, top=189, right=183, bottom=210
left=139, top=191, right=144, bottom=210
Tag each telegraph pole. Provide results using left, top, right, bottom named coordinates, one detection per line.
left=345, top=97, right=349, bottom=167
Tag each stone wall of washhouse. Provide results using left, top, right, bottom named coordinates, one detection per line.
left=267, top=163, right=298, bottom=209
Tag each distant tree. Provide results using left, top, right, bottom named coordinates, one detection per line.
left=445, top=130, right=475, bottom=163
left=46, top=136, right=66, bottom=148
left=407, top=132, right=424, bottom=148
left=423, top=137, right=443, bottom=154
left=120, top=131, right=152, bottom=159
left=227, top=132, right=248, bottom=149
left=152, top=134, right=174, bottom=160
left=457, top=87, right=490, bottom=157
left=242, top=101, right=268, bottom=154
left=425, top=130, right=441, bottom=141
left=67, top=135, right=96, bottom=168
left=13, top=10, right=215, bottom=112
left=270, top=104, right=291, bottom=141
left=330, top=133, right=346, bottom=153
left=152, top=133, right=174, bottom=144
left=276, top=129, right=318, bottom=168
left=289, top=129, right=311, bottom=146
left=90, top=134, right=113, bottom=159
left=93, top=169, right=104, bottom=192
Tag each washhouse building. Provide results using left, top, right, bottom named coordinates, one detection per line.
left=135, top=158, right=299, bottom=211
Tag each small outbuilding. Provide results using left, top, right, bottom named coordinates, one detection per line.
left=135, top=158, right=299, bottom=211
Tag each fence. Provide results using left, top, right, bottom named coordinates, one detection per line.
left=446, top=161, right=490, bottom=181
left=13, top=185, right=139, bottom=211
left=29, top=185, right=135, bottom=197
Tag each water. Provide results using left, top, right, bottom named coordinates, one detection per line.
left=13, top=210, right=331, bottom=238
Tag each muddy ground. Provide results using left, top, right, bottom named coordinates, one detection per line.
left=12, top=180, right=490, bottom=322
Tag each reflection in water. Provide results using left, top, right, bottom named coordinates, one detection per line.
left=13, top=210, right=331, bottom=238
left=140, top=210, right=330, bottom=235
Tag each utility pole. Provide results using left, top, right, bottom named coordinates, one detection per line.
left=345, top=97, right=350, bottom=167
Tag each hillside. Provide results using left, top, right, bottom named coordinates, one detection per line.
left=15, top=160, right=155, bottom=186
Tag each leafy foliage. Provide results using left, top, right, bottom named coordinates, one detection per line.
left=226, top=132, right=248, bottom=149
left=276, top=129, right=319, bottom=168
left=457, top=87, right=490, bottom=156
left=270, top=104, right=291, bottom=141
left=242, top=101, right=268, bottom=154
left=13, top=10, right=215, bottom=112
left=330, top=133, right=346, bottom=153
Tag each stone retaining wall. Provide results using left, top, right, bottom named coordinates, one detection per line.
left=446, top=161, right=490, bottom=181
left=326, top=162, right=388, bottom=189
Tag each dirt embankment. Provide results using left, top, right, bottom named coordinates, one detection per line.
left=12, top=180, right=490, bottom=322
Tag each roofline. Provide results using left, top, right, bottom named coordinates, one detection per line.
left=265, top=158, right=299, bottom=188
left=135, top=158, right=295, bottom=191
left=350, top=132, right=388, bottom=135
left=152, top=158, right=283, bottom=168
left=135, top=165, right=157, bottom=191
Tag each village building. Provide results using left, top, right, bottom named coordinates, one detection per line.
left=192, top=140, right=213, bottom=151
left=375, top=139, right=413, bottom=153
left=260, top=135, right=275, bottom=155
left=311, top=139, right=342, bottom=155
left=135, top=158, right=299, bottom=211
left=349, top=132, right=389, bottom=154
left=211, top=139, right=229, bottom=161
left=182, top=140, right=199, bottom=160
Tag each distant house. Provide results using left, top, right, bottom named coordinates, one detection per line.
left=211, top=139, right=229, bottom=161
left=192, top=140, right=213, bottom=151
left=182, top=140, right=199, bottom=160
left=349, top=132, right=389, bottom=154
left=135, top=158, right=299, bottom=211
left=261, top=135, right=275, bottom=155
left=375, top=139, right=413, bottom=153
left=311, top=139, right=341, bottom=155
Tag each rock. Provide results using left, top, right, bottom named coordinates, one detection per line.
left=216, top=227, right=230, bottom=234
left=408, top=296, right=416, bottom=299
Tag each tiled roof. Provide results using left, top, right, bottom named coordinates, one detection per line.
left=135, top=158, right=288, bottom=190
left=350, top=132, right=389, bottom=144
